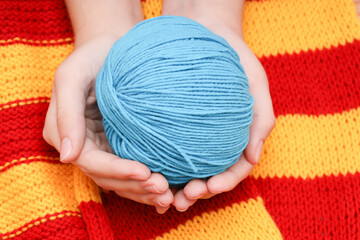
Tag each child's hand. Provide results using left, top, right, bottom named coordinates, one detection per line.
left=172, top=34, right=275, bottom=211
left=43, top=1, right=173, bottom=214
left=162, top=0, right=275, bottom=211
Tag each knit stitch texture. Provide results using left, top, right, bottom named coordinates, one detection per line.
left=0, top=0, right=360, bottom=239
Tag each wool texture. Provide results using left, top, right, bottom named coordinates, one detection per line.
left=1, top=0, right=360, bottom=239
left=96, top=16, right=253, bottom=186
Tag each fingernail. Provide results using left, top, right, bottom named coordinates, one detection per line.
left=156, top=207, right=168, bottom=214
left=145, top=185, right=161, bottom=193
left=187, top=195, right=199, bottom=200
left=129, top=174, right=148, bottom=181
left=255, top=140, right=263, bottom=164
left=176, top=208, right=187, bottom=212
left=155, top=198, right=167, bottom=207
left=60, top=138, right=72, bottom=162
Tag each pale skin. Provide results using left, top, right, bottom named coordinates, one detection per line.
left=43, top=0, right=275, bottom=214
left=355, top=0, right=360, bottom=20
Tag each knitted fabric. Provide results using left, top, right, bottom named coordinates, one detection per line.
left=0, top=0, right=359, bottom=239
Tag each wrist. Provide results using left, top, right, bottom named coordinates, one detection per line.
left=162, top=0, right=245, bottom=38
left=74, top=22, right=134, bottom=49
left=65, top=0, right=143, bottom=48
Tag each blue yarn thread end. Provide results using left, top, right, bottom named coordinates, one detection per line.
left=96, top=16, right=254, bottom=186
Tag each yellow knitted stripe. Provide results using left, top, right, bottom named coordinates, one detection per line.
left=243, top=0, right=360, bottom=57
left=0, top=162, right=80, bottom=234
left=251, top=107, right=360, bottom=179
left=141, top=0, right=162, bottom=19
left=73, top=167, right=102, bottom=204
left=1, top=212, right=82, bottom=240
left=156, top=197, right=283, bottom=240
left=0, top=44, right=73, bottom=105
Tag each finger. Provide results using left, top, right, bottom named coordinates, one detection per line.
left=207, top=154, right=253, bottom=194
left=91, top=177, right=150, bottom=194
left=173, top=189, right=197, bottom=212
left=77, top=144, right=151, bottom=181
left=43, top=88, right=61, bottom=150
left=55, top=60, right=88, bottom=163
left=142, top=173, right=169, bottom=194
left=91, top=172, right=169, bottom=194
left=154, top=189, right=174, bottom=208
left=155, top=205, right=170, bottom=214
left=115, top=191, right=154, bottom=205
left=239, top=44, right=275, bottom=165
left=93, top=173, right=168, bottom=194
left=183, top=179, right=209, bottom=200
left=245, top=112, right=275, bottom=165
left=115, top=188, right=173, bottom=208
left=199, top=192, right=216, bottom=200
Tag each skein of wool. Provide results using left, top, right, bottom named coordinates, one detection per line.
left=95, top=16, right=254, bottom=186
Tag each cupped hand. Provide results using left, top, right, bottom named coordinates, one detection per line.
left=171, top=26, right=275, bottom=211
left=43, top=35, right=173, bottom=214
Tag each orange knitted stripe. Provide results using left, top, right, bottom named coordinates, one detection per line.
left=243, top=0, right=360, bottom=57
left=251, top=107, right=360, bottom=179
left=0, top=211, right=81, bottom=239
left=156, top=197, right=283, bottom=240
left=0, top=44, right=72, bottom=105
left=0, top=162, right=80, bottom=234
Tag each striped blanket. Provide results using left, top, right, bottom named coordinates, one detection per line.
left=1, top=0, right=360, bottom=239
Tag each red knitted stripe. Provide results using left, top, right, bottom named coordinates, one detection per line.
left=0, top=0, right=72, bottom=45
left=263, top=39, right=360, bottom=116
left=0, top=100, right=58, bottom=166
left=255, top=173, right=360, bottom=240
left=79, top=201, right=115, bottom=240
left=102, top=177, right=258, bottom=240
left=0, top=211, right=88, bottom=240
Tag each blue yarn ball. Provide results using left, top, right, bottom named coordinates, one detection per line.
left=95, top=16, right=254, bottom=186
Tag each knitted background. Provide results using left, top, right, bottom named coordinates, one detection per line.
left=0, top=0, right=359, bottom=239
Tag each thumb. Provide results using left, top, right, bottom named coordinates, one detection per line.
left=55, top=66, right=87, bottom=163
left=244, top=112, right=275, bottom=165
left=240, top=50, right=275, bottom=165
left=243, top=73, right=275, bottom=164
